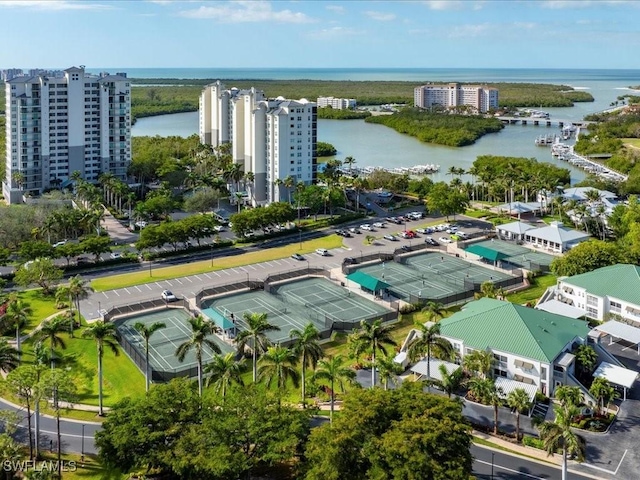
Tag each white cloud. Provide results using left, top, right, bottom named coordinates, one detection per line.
left=364, top=10, right=396, bottom=21
left=179, top=0, right=314, bottom=23
left=447, top=23, right=491, bottom=38
left=325, top=5, right=345, bottom=13
left=423, top=0, right=481, bottom=10
left=307, top=26, right=364, bottom=40
left=0, top=0, right=110, bottom=10
left=541, top=0, right=638, bottom=8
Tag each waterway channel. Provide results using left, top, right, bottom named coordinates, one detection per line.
left=132, top=111, right=587, bottom=183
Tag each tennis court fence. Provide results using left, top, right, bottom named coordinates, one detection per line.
left=264, top=267, right=329, bottom=293
left=341, top=252, right=394, bottom=275
left=103, top=298, right=186, bottom=322
left=195, top=279, right=264, bottom=305
left=323, top=308, right=398, bottom=332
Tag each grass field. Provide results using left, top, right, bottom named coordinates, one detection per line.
left=92, top=234, right=343, bottom=291
left=506, top=274, right=557, bottom=305
left=623, top=138, right=640, bottom=149
left=15, top=289, right=61, bottom=332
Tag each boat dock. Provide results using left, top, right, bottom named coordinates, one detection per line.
left=342, top=164, right=440, bottom=177
left=552, top=142, right=627, bottom=182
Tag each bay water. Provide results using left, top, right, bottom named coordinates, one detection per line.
left=130, top=68, right=640, bottom=184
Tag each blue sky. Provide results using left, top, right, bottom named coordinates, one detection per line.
left=1, top=0, right=638, bottom=70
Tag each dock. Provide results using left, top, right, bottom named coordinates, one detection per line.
left=552, top=143, right=627, bottom=182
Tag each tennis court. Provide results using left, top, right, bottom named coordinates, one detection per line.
left=354, top=251, right=516, bottom=303
left=203, top=278, right=394, bottom=344
left=468, top=239, right=554, bottom=270
left=115, top=309, right=233, bottom=376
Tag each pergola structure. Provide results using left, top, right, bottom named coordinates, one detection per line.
left=593, top=362, right=637, bottom=401
left=593, top=321, right=640, bottom=355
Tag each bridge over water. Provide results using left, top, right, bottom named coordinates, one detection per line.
left=496, top=116, right=594, bottom=128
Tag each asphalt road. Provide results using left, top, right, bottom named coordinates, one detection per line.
left=0, top=398, right=100, bottom=455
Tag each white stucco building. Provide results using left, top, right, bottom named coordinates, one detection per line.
left=3, top=66, right=131, bottom=204
left=414, top=83, right=498, bottom=113
left=316, top=96, right=356, bottom=110
left=199, top=82, right=317, bottom=205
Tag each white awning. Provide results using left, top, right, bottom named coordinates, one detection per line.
left=594, top=362, right=637, bottom=389
left=495, top=377, right=538, bottom=403
left=594, top=321, right=640, bottom=345
left=536, top=299, right=586, bottom=319
left=410, top=359, right=460, bottom=381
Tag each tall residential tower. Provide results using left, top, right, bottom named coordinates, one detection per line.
left=199, top=82, right=317, bottom=205
left=3, top=66, right=131, bottom=204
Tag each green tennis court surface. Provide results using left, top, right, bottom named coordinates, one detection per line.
left=116, top=309, right=233, bottom=375
left=354, top=251, right=515, bottom=301
left=203, top=277, right=393, bottom=344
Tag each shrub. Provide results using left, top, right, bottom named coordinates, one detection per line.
left=522, top=435, right=545, bottom=450
left=399, top=303, right=420, bottom=314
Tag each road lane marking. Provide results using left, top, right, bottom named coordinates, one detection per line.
left=145, top=284, right=152, bottom=290
left=134, top=286, right=142, bottom=292
left=155, top=282, right=163, bottom=288
left=475, top=460, right=543, bottom=479
left=222, top=270, right=231, bottom=275
left=124, top=288, right=131, bottom=295
left=102, top=292, right=109, bottom=298
left=174, top=278, right=183, bottom=285
left=194, top=275, right=202, bottom=281
left=184, top=277, right=193, bottom=283
left=203, top=273, right=212, bottom=279
left=113, top=291, right=120, bottom=297
left=582, top=449, right=627, bottom=476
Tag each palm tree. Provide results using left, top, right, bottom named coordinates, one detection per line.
left=35, top=315, right=70, bottom=369
left=407, top=322, right=453, bottom=388
left=351, top=319, right=397, bottom=388
left=539, top=403, right=586, bottom=480
left=175, top=315, right=220, bottom=397
left=0, top=339, right=19, bottom=372
left=343, top=156, right=356, bottom=175
left=235, top=312, right=281, bottom=383
left=589, top=377, right=618, bottom=416
left=68, top=275, right=91, bottom=337
left=376, top=352, right=403, bottom=390
left=421, top=301, right=446, bottom=321
left=469, top=377, right=503, bottom=434
left=3, top=296, right=31, bottom=361
left=257, top=345, right=300, bottom=398
left=273, top=178, right=284, bottom=203
left=204, top=352, right=246, bottom=398
left=507, top=388, right=532, bottom=443
left=290, top=324, right=323, bottom=406
left=475, top=281, right=497, bottom=299
left=82, top=321, right=120, bottom=416
left=555, top=385, right=583, bottom=408
left=283, top=175, right=295, bottom=205
left=134, top=321, right=166, bottom=393
left=313, top=355, right=356, bottom=423
left=436, top=364, right=465, bottom=398
left=463, top=349, right=495, bottom=379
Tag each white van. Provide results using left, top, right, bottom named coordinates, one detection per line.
left=315, top=248, right=329, bottom=256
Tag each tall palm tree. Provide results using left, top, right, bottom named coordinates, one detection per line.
left=134, top=321, right=166, bottom=393
left=0, top=339, right=19, bottom=372
left=343, top=156, right=356, bottom=175
left=257, top=345, right=300, bottom=398
left=204, top=352, right=246, bottom=398
left=463, top=349, right=495, bottom=379
left=175, top=315, right=220, bottom=397
left=351, top=319, right=397, bottom=388
left=290, top=324, right=323, bottom=406
left=507, top=388, right=532, bottom=443
left=82, top=321, right=120, bottom=416
left=589, top=377, right=618, bottom=416
left=436, top=364, right=465, bottom=398
left=539, top=403, right=586, bottom=480
left=3, top=295, right=31, bottom=361
left=376, top=352, right=403, bottom=390
left=283, top=175, right=295, bottom=205
left=235, top=312, right=281, bottom=383
left=469, top=377, right=503, bottom=434
left=555, top=385, right=583, bottom=408
left=407, top=322, right=453, bottom=388
left=313, top=355, right=356, bottom=423
left=68, top=275, right=91, bottom=337
left=35, top=315, right=70, bottom=369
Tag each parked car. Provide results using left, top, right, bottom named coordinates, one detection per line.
left=383, top=234, right=397, bottom=241
left=76, top=257, right=91, bottom=265
left=213, top=225, right=225, bottom=232
left=110, top=252, right=122, bottom=259
left=373, top=222, right=385, bottom=228
left=53, top=240, right=67, bottom=248
left=401, top=245, right=411, bottom=252
left=135, top=221, right=147, bottom=229
left=439, top=236, right=452, bottom=244
left=425, top=237, right=439, bottom=246
left=291, top=253, right=305, bottom=261
left=360, top=224, right=373, bottom=231
left=349, top=227, right=360, bottom=234
left=161, top=290, right=178, bottom=302
left=446, top=227, right=458, bottom=234
left=316, top=248, right=330, bottom=256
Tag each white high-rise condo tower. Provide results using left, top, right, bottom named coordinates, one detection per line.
left=199, top=82, right=317, bottom=206
left=414, top=83, right=498, bottom=113
left=3, top=66, right=131, bottom=204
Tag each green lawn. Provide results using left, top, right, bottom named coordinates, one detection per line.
left=16, top=327, right=145, bottom=408
left=92, top=235, right=344, bottom=291
left=623, top=138, right=640, bottom=149
left=506, top=274, right=557, bottom=305
left=16, top=289, right=62, bottom=331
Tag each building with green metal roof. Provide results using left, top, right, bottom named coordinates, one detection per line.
left=556, top=264, right=640, bottom=322
left=438, top=297, right=591, bottom=397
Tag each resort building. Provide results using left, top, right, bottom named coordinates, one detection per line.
left=495, top=220, right=590, bottom=253
left=3, top=66, right=131, bottom=204
left=551, top=264, right=640, bottom=323
left=199, top=82, right=317, bottom=205
left=316, top=96, right=356, bottom=110
left=413, top=83, right=498, bottom=113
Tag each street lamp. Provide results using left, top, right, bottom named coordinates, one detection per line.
left=491, top=452, right=495, bottom=479
left=149, top=261, right=153, bottom=278
left=246, top=272, right=249, bottom=288
left=81, top=424, right=85, bottom=456
left=299, top=229, right=302, bottom=250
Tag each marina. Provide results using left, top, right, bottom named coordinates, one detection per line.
left=552, top=142, right=627, bottom=182
left=341, top=164, right=441, bottom=176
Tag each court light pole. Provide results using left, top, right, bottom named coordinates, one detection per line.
left=299, top=229, right=302, bottom=250
left=246, top=272, right=249, bottom=288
